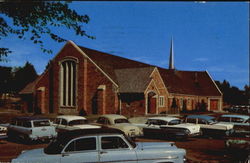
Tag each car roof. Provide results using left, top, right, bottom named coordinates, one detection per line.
left=56, top=115, right=87, bottom=122
left=220, top=114, right=249, bottom=120
left=186, top=115, right=214, bottom=120
left=148, top=116, right=179, bottom=122
left=57, top=127, right=125, bottom=142
left=13, top=116, right=50, bottom=121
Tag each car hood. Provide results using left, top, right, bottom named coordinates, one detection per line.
left=14, top=148, right=46, bottom=159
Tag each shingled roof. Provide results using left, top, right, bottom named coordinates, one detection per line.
left=158, top=68, right=222, bottom=96
left=115, top=67, right=155, bottom=93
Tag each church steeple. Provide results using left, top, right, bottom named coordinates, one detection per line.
left=169, top=37, right=175, bottom=69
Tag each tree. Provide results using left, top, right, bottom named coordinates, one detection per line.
left=0, top=66, right=12, bottom=94
left=12, top=62, right=38, bottom=93
left=0, top=0, right=94, bottom=61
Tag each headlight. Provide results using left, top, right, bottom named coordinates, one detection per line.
left=184, top=129, right=191, bottom=134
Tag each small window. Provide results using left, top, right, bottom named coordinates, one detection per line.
left=101, top=136, right=128, bottom=149
left=33, top=120, right=50, bottom=127
left=65, top=137, right=96, bottom=152
left=159, top=96, right=165, bottom=107
left=68, top=119, right=88, bottom=126
left=114, top=118, right=129, bottom=124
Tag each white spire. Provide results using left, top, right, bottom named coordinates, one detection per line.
left=169, top=37, right=174, bottom=69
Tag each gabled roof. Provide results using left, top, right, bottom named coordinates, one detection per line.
left=79, top=46, right=152, bottom=83
left=115, top=67, right=155, bottom=93
left=158, top=68, right=221, bottom=96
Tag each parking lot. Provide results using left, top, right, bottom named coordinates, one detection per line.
left=0, top=109, right=249, bottom=163
left=0, top=135, right=245, bottom=162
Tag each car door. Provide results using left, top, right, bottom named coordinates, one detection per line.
left=60, top=136, right=99, bottom=163
left=99, top=135, right=137, bottom=163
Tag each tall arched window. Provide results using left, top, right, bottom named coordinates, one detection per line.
left=60, top=59, right=77, bottom=107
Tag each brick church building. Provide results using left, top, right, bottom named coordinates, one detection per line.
left=20, top=40, right=223, bottom=116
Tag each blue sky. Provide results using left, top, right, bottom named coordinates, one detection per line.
left=0, top=2, right=249, bottom=89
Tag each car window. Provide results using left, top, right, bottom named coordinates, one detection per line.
left=68, top=119, right=88, bottom=126
left=16, top=120, right=22, bottom=126
left=65, top=137, right=96, bottom=152
left=218, top=117, right=230, bottom=122
left=101, top=136, right=128, bottom=149
left=54, top=118, right=61, bottom=125
left=168, top=119, right=181, bottom=125
left=186, top=118, right=197, bottom=124
left=231, top=118, right=244, bottom=123
left=97, top=117, right=106, bottom=124
left=146, top=119, right=157, bottom=125
left=23, top=121, right=32, bottom=128
left=114, top=118, right=129, bottom=124
left=97, top=117, right=110, bottom=125
left=61, top=119, right=67, bottom=125
left=33, top=120, right=51, bottom=127
left=198, top=119, right=207, bottom=124
left=10, top=120, right=16, bottom=125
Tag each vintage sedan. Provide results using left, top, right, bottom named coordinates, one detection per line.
left=53, top=115, right=100, bottom=132
left=96, top=114, right=143, bottom=138
left=12, top=128, right=186, bottom=163
left=135, top=116, right=201, bottom=139
left=217, top=114, right=250, bottom=137
left=7, top=116, right=57, bottom=142
left=184, top=115, right=234, bottom=137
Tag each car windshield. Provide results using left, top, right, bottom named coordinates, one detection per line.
left=33, top=120, right=51, bottom=127
left=68, top=119, right=88, bottom=126
left=114, top=118, right=129, bottom=124
left=44, top=139, right=67, bottom=154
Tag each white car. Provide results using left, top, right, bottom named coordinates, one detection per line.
left=12, top=128, right=186, bottom=163
left=134, top=116, right=201, bottom=139
left=96, top=114, right=143, bottom=138
left=185, top=115, right=234, bottom=137
left=53, top=115, right=100, bottom=132
left=7, top=117, right=57, bottom=142
left=217, top=114, right=250, bottom=137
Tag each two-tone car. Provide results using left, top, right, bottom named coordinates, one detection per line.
left=217, top=114, right=250, bottom=137
left=96, top=114, right=143, bottom=138
left=12, top=128, right=186, bottom=163
left=184, top=115, right=234, bottom=138
left=134, top=116, right=201, bottom=139
left=53, top=115, right=100, bottom=132
left=7, top=116, right=57, bottom=143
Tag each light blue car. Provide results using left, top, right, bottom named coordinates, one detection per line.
left=12, top=128, right=186, bottom=163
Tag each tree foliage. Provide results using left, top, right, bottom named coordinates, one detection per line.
left=0, top=0, right=93, bottom=61
left=215, top=80, right=249, bottom=105
left=0, top=62, right=38, bottom=94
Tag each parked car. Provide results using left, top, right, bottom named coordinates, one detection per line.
left=184, top=115, right=234, bottom=138
left=11, top=128, right=186, bottom=163
left=96, top=114, right=143, bottom=138
left=53, top=115, right=100, bottom=132
left=217, top=114, right=250, bottom=137
left=7, top=116, right=57, bottom=142
left=135, top=116, right=201, bottom=139
left=0, top=124, right=7, bottom=136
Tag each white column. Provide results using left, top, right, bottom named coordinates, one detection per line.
left=60, top=64, right=64, bottom=106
